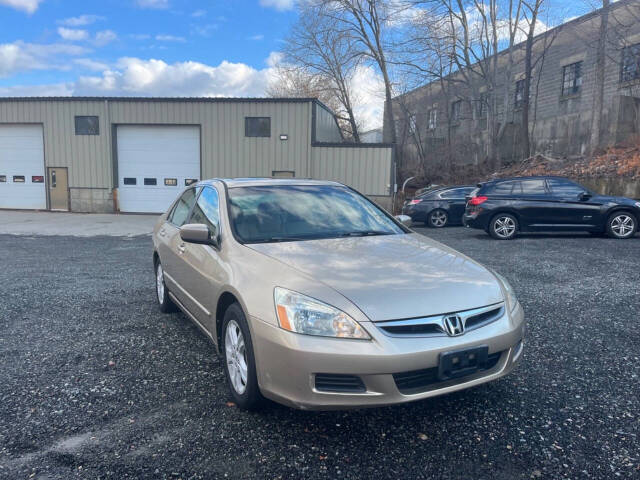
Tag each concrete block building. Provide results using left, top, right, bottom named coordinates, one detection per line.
left=388, top=0, right=640, bottom=170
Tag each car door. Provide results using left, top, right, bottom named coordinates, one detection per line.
left=172, top=186, right=226, bottom=334
left=514, top=179, right=557, bottom=229
left=159, top=187, right=200, bottom=306
left=546, top=178, right=603, bottom=228
left=439, top=188, right=468, bottom=223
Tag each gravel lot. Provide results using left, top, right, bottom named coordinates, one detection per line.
left=1, top=227, right=639, bottom=479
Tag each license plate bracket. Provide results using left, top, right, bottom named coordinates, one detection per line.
left=438, top=346, right=488, bottom=381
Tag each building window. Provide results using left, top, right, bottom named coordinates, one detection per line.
left=621, top=43, right=640, bottom=82
left=562, top=62, right=582, bottom=96
left=514, top=79, right=527, bottom=109
left=75, top=116, right=99, bottom=135
left=477, top=94, right=488, bottom=118
left=408, top=114, right=417, bottom=135
left=428, top=109, right=437, bottom=130
left=245, top=117, right=271, bottom=137
left=451, top=101, right=462, bottom=123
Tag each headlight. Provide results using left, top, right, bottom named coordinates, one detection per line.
left=493, top=272, right=518, bottom=312
left=274, top=287, right=370, bottom=339
left=634, top=201, right=640, bottom=209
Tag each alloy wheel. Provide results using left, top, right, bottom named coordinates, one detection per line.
left=494, top=216, right=516, bottom=238
left=610, top=214, right=635, bottom=238
left=225, top=320, right=248, bottom=395
left=156, top=264, right=165, bottom=304
left=430, top=210, right=447, bottom=227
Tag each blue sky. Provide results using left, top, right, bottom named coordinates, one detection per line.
left=0, top=0, right=298, bottom=97
left=0, top=0, right=592, bottom=128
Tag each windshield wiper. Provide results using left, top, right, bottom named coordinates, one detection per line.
left=250, top=236, right=319, bottom=243
left=338, top=230, right=393, bottom=237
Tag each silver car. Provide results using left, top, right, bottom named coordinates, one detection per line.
left=152, top=178, right=525, bottom=410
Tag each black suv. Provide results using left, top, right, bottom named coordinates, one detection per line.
left=463, top=176, right=640, bottom=240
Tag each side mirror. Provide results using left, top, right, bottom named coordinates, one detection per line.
left=579, top=191, right=592, bottom=201
left=395, top=214, right=413, bottom=227
left=180, top=223, right=220, bottom=248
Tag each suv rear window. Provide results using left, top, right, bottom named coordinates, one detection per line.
left=520, top=179, right=546, bottom=194
left=483, top=181, right=519, bottom=195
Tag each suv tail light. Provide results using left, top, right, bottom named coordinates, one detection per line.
left=469, top=196, right=488, bottom=206
left=409, top=199, right=422, bottom=205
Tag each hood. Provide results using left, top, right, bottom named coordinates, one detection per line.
left=590, top=194, right=637, bottom=206
left=248, top=233, right=503, bottom=321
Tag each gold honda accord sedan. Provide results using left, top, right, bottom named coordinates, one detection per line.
left=152, top=178, right=525, bottom=410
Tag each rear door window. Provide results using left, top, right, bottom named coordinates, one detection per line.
left=520, top=179, right=547, bottom=195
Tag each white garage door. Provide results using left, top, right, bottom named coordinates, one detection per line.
left=0, top=125, right=46, bottom=210
left=117, top=125, right=200, bottom=213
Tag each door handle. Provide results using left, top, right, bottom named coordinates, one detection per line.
left=177, top=243, right=186, bottom=254
left=159, top=228, right=166, bottom=237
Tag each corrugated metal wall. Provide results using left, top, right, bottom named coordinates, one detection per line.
left=311, top=146, right=392, bottom=196
left=0, top=99, right=112, bottom=188
left=314, top=103, right=343, bottom=143
left=0, top=98, right=392, bottom=204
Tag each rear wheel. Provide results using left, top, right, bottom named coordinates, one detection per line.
left=606, top=212, right=637, bottom=239
left=428, top=209, right=448, bottom=228
left=489, top=213, right=518, bottom=240
left=155, top=260, right=176, bottom=313
left=221, top=303, right=263, bottom=410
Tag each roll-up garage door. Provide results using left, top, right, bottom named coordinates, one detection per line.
left=0, top=125, right=46, bottom=209
left=117, top=125, right=200, bottom=213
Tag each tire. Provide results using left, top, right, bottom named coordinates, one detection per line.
left=155, top=259, right=177, bottom=313
left=489, top=213, right=518, bottom=240
left=428, top=209, right=448, bottom=228
left=221, top=303, right=264, bottom=410
left=606, top=211, right=637, bottom=239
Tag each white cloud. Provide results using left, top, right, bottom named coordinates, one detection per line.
left=0, top=0, right=42, bottom=14
left=155, top=35, right=186, bottom=42
left=247, top=34, right=264, bottom=41
left=191, top=9, right=206, bottom=17
left=74, top=58, right=109, bottom=71
left=58, top=27, right=90, bottom=41
left=58, top=15, right=106, bottom=27
left=72, top=57, right=272, bottom=97
left=259, top=0, right=295, bottom=11
left=350, top=65, right=385, bottom=131
left=0, top=41, right=88, bottom=77
left=130, top=34, right=151, bottom=40
left=94, top=30, right=117, bottom=46
left=136, top=0, right=168, bottom=9
left=192, top=24, right=218, bottom=37
left=0, top=82, right=73, bottom=96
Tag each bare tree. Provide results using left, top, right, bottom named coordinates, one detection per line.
left=280, top=4, right=363, bottom=141
left=316, top=0, right=401, bottom=145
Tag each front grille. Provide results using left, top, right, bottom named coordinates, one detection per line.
left=376, top=303, right=504, bottom=338
left=315, top=374, right=366, bottom=393
left=393, top=351, right=503, bottom=395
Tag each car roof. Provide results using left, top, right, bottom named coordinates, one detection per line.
left=197, top=178, right=344, bottom=188
left=480, top=175, right=568, bottom=185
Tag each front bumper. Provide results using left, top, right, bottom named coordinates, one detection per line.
left=250, top=302, right=525, bottom=410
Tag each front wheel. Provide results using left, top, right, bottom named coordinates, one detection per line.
left=221, top=303, right=263, bottom=410
left=606, top=212, right=637, bottom=239
left=428, top=209, right=448, bottom=228
left=489, top=213, right=518, bottom=240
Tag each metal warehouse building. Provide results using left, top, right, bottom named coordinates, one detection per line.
left=0, top=97, right=394, bottom=213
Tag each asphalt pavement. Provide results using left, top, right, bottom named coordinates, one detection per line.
left=0, top=227, right=638, bottom=479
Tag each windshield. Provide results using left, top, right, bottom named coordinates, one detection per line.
left=228, top=185, right=405, bottom=243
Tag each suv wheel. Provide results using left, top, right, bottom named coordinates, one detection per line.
left=428, top=209, right=448, bottom=228
left=489, top=213, right=518, bottom=240
left=606, top=212, right=637, bottom=239
left=221, top=303, right=264, bottom=410
left=155, top=260, right=176, bottom=313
